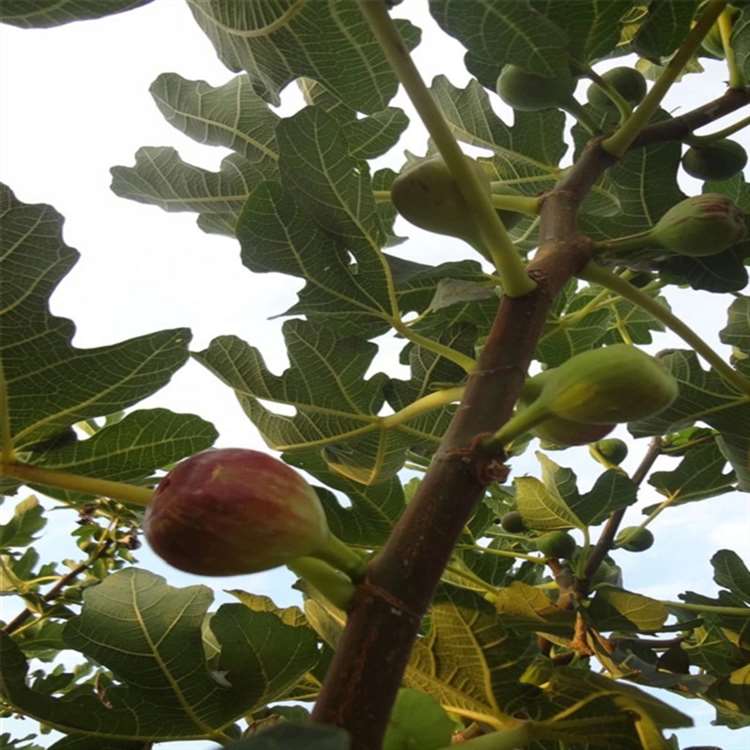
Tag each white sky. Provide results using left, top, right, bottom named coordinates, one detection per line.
left=1, top=1, right=749, bottom=747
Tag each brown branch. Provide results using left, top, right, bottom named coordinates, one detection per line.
left=2, top=540, right=113, bottom=636
left=579, top=437, right=663, bottom=594
left=312, top=39, right=750, bottom=750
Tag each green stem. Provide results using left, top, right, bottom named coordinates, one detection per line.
left=482, top=399, right=551, bottom=451
left=582, top=67, right=633, bottom=123
left=636, top=493, right=679, bottom=530
left=563, top=98, right=601, bottom=135
left=359, top=1, right=535, bottom=298
left=686, top=113, right=750, bottom=145
left=392, top=320, right=476, bottom=372
left=580, top=261, right=750, bottom=396
left=455, top=543, right=545, bottom=565
left=286, top=557, right=356, bottom=611
left=719, top=8, right=745, bottom=89
left=314, top=532, right=368, bottom=583
left=603, top=0, right=729, bottom=157
left=0, top=462, right=153, bottom=507
left=437, top=725, right=530, bottom=750
left=663, top=600, right=750, bottom=617
left=0, top=366, right=14, bottom=464
left=490, top=192, right=542, bottom=216
left=590, top=229, right=656, bottom=255
left=381, top=387, right=465, bottom=429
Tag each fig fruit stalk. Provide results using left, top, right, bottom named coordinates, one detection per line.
left=144, top=448, right=365, bottom=580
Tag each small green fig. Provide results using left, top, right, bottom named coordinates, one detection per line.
left=520, top=371, right=615, bottom=447
left=500, top=511, right=527, bottom=533
left=144, top=448, right=363, bottom=578
left=586, top=67, right=647, bottom=109
left=681, top=140, right=748, bottom=181
left=391, top=155, right=490, bottom=248
left=496, top=64, right=576, bottom=112
left=652, top=193, right=747, bottom=257
left=594, top=438, right=628, bottom=465
left=536, top=531, right=577, bottom=559
left=615, top=526, right=654, bottom=552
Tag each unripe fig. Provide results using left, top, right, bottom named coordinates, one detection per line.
left=391, top=155, right=490, bottom=248
left=500, top=511, right=527, bottom=533
left=586, top=67, right=647, bottom=109
left=594, top=438, right=628, bottom=465
left=681, top=140, right=748, bottom=181
left=533, top=345, right=679, bottom=426
left=652, top=193, right=746, bottom=257
left=535, top=531, right=576, bottom=559
left=520, top=372, right=614, bottom=447
left=615, top=526, right=654, bottom=552
left=144, top=448, right=362, bottom=578
left=496, top=64, right=576, bottom=112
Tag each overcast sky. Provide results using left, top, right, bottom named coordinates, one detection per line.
left=1, top=1, right=749, bottom=747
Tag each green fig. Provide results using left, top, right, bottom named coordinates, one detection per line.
left=144, top=448, right=364, bottom=579
left=652, top=193, right=746, bottom=257
left=536, top=531, right=577, bottom=559
left=496, top=64, right=576, bottom=112
left=500, top=511, right=527, bottom=533
left=615, top=526, right=654, bottom=552
left=681, top=140, right=748, bottom=181
left=587, top=67, right=647, bottom=109
left=520, top=371, right=615, bottom=447
left=390, top=155, right=490, bottom=248
left=594, top=438, right=628, bottom=465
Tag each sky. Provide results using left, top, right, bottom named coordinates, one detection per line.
left=1, top=0, right=749, bottom=747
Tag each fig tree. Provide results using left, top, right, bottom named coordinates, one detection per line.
left=496, top=64, right=576, bottom=112
left=615, top=526, right=654, bottom=552
left=681, top=139, right=748, bottom=181
left=390, top=155, right=490, bottom=249
left=500, top=511, right=527, bottom=533
left=536, top=531, right=576, bottom=559
left=586, top=67, right=647, bottom=109
left=652, top=193, right=747, bottom=257
left=143, top=448, right=364, bottom=579
left=594, top=438, right=628, bottom=465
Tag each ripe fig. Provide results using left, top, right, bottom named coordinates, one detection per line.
left=681, top=140, right=748, bottom=181
left=500, top=511, right=527, bottom=533
left=496, top=64, right=576, bottom=112
left=144, top=448, right=363, bottom=578
left=594, top=438, right=628, bottom=465
left=535, top=531, right=576, bottom=559
left=390, top=155, right=490, bottom=249
left=520, top=371, right=615, bottom=447
left=587, top=67, right=647, bottom=109
left=615, top=526, right=654, bottom=552
left=652, top=193, right=746, bottom=257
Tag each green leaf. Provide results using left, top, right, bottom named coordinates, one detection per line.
left=186, top=1, right=420, bottom=113
left=720, top=294, right=750, bottom=356
left=223, top=722, right=349, bottom=749
left=0, top=496, right=46, bottom=549
left=0, top=568, right=319, bottom=743
left=712, top=550, right=750, bottom=605
left=630, top=350, right=750, bottom=490
left=490, top=581, right=575, bottom=636
left=429, top=0, right=570, bottom=87
left=588, top=586, right=669, bottom=632
left=0, top=0, right=153, bottom=28
left=405, top=586, right=539, bottom=721
left=26, top=409, right=217, bottom=503
left=150, top=73, right=281, bottom=170
left=0, top=184, right=192, bottom=460
left=382, top=688, right=453, bottom=750
left=706, top=662, right=750, bottom=729
left=645, top=440, right=736, bottom=512
left=634, top=0, right=700, bottom=60
left=515, top=454, right=586, bottom=531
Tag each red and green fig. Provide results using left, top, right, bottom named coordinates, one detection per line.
left=535, top=531, right=577, bottom=559
left=144, top=448, right=364, bottom=579
left=390, top=155, right=490, bottom=249
left=586, top=67, right=647, bottom=110
left=615, top=526, right=654, bottom=552
left=496, top=64, right=577, bottom=112
left=651, top=193, right=747, bottom=256
left=681, top=139, right=747, bottom=181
